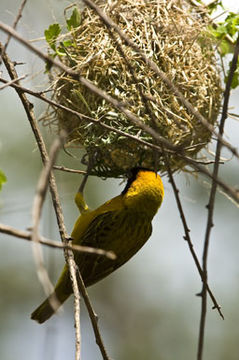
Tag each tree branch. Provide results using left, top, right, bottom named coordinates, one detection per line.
left=165, top=155, right=223, bottom=319
left=0, top=43, right=82, bottom=360
left=0, top=0, right=27, bottom=57
left=31, top=135, right=64, bottom=307
left=0, top=223, right=115, bottom=259
left=197, top=32, right=239, bottom=360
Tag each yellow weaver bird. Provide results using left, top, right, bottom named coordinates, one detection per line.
left=31, top=167, right=164, bottom=323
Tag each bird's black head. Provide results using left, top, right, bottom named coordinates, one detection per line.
left=121, top=167, right=154, bottom=195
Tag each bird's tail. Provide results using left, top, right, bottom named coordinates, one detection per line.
left=31, top=266, right=71, bottom=324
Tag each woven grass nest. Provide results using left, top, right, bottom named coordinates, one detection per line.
left=48, top=0, right=222, bottom=178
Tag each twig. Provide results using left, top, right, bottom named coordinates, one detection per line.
left=0, top=44, right=82, bottom=360
left=197, top=33, right=239, bottom=360
left=78, top=157, right=94, bottom=194
left=0, top=0, right=27, bottom=57
left=0, top=75, right=26, bottom=90
left=183, top=157, right=239, bottom=205
left=53, top=165, right=87, bottom=175
left=76, top=268, right=111, bottom=360
left=0, top=223, right=116, bottom=259
left=165, top=155, right=224, bottom=319
left=31, top=135, right=65, bottom=303
left=73, top=167, right=111, bottom=360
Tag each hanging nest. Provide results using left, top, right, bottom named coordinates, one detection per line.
left=46, top=0, right=222, bottom=178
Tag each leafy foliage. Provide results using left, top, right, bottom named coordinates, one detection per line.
left=44, top=8, right=81, bottom=61
left=208, top=8, right=239, bottom=88
left=44, top=23, right=61, bottom=51
left=66, top=8, right=81, bottom=30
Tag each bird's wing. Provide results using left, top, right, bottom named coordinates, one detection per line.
left=73, top=210, right=122, bottom=286
left=71, top=194, right=124, bottom=244
left=73, top=209, right=152, bottom=287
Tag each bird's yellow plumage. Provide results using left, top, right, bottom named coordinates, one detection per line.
left=31, top=168, right=164, bottom=323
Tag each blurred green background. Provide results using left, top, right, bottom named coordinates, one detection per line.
left=1, top=1, right=239, bottom=359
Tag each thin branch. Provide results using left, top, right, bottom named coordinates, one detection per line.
left=76, top=268, right=111, bottom=360
left=53, top=165, right=87, bottom=175
left=78, top=157, right=94, bottom=194
left=183, top=157, right=239, bottom=205
left=0, top=0, right=27, bottom=57
left=105, top=5, right=224, bottom=322
left=165, top=155, right=224, bottom=319
left=197, top=33, right=239, bottom=360
left=0, top=43, right=82, bottom=360
left=0, top=223, right=116, bottom=259
left=0, top=75, right=26, bottom=90
left=31, top=135, right=65, bottom=302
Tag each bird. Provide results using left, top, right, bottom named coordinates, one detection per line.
left=31, top=167, right=164, bottom=323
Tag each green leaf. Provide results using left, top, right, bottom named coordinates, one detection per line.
left=44, top=23, right=61, bottom=50
left=55, top=47, right=68, bottom=57
left=207, top=0, right=223, bottom=14
left=66, top=8, right=81, bottom=30
left=219, top=39, right=233, bottom=56
left=62, top=39, right=74, bottom=47
left=208, top=11, right=239, bottom=57
left=0, top=169, right=7, bottom=191
left=224, top=12, right=239, bottom=38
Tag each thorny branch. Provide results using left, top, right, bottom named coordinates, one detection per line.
left=0, top=75, right=26, bottom=89
left=197, top=33, right=239, bottom=360
left=31, top=135, right=64, bottom=311
left=165, top=156, right=224, bottom=318
left=0, top=0, right=27, bottom=58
